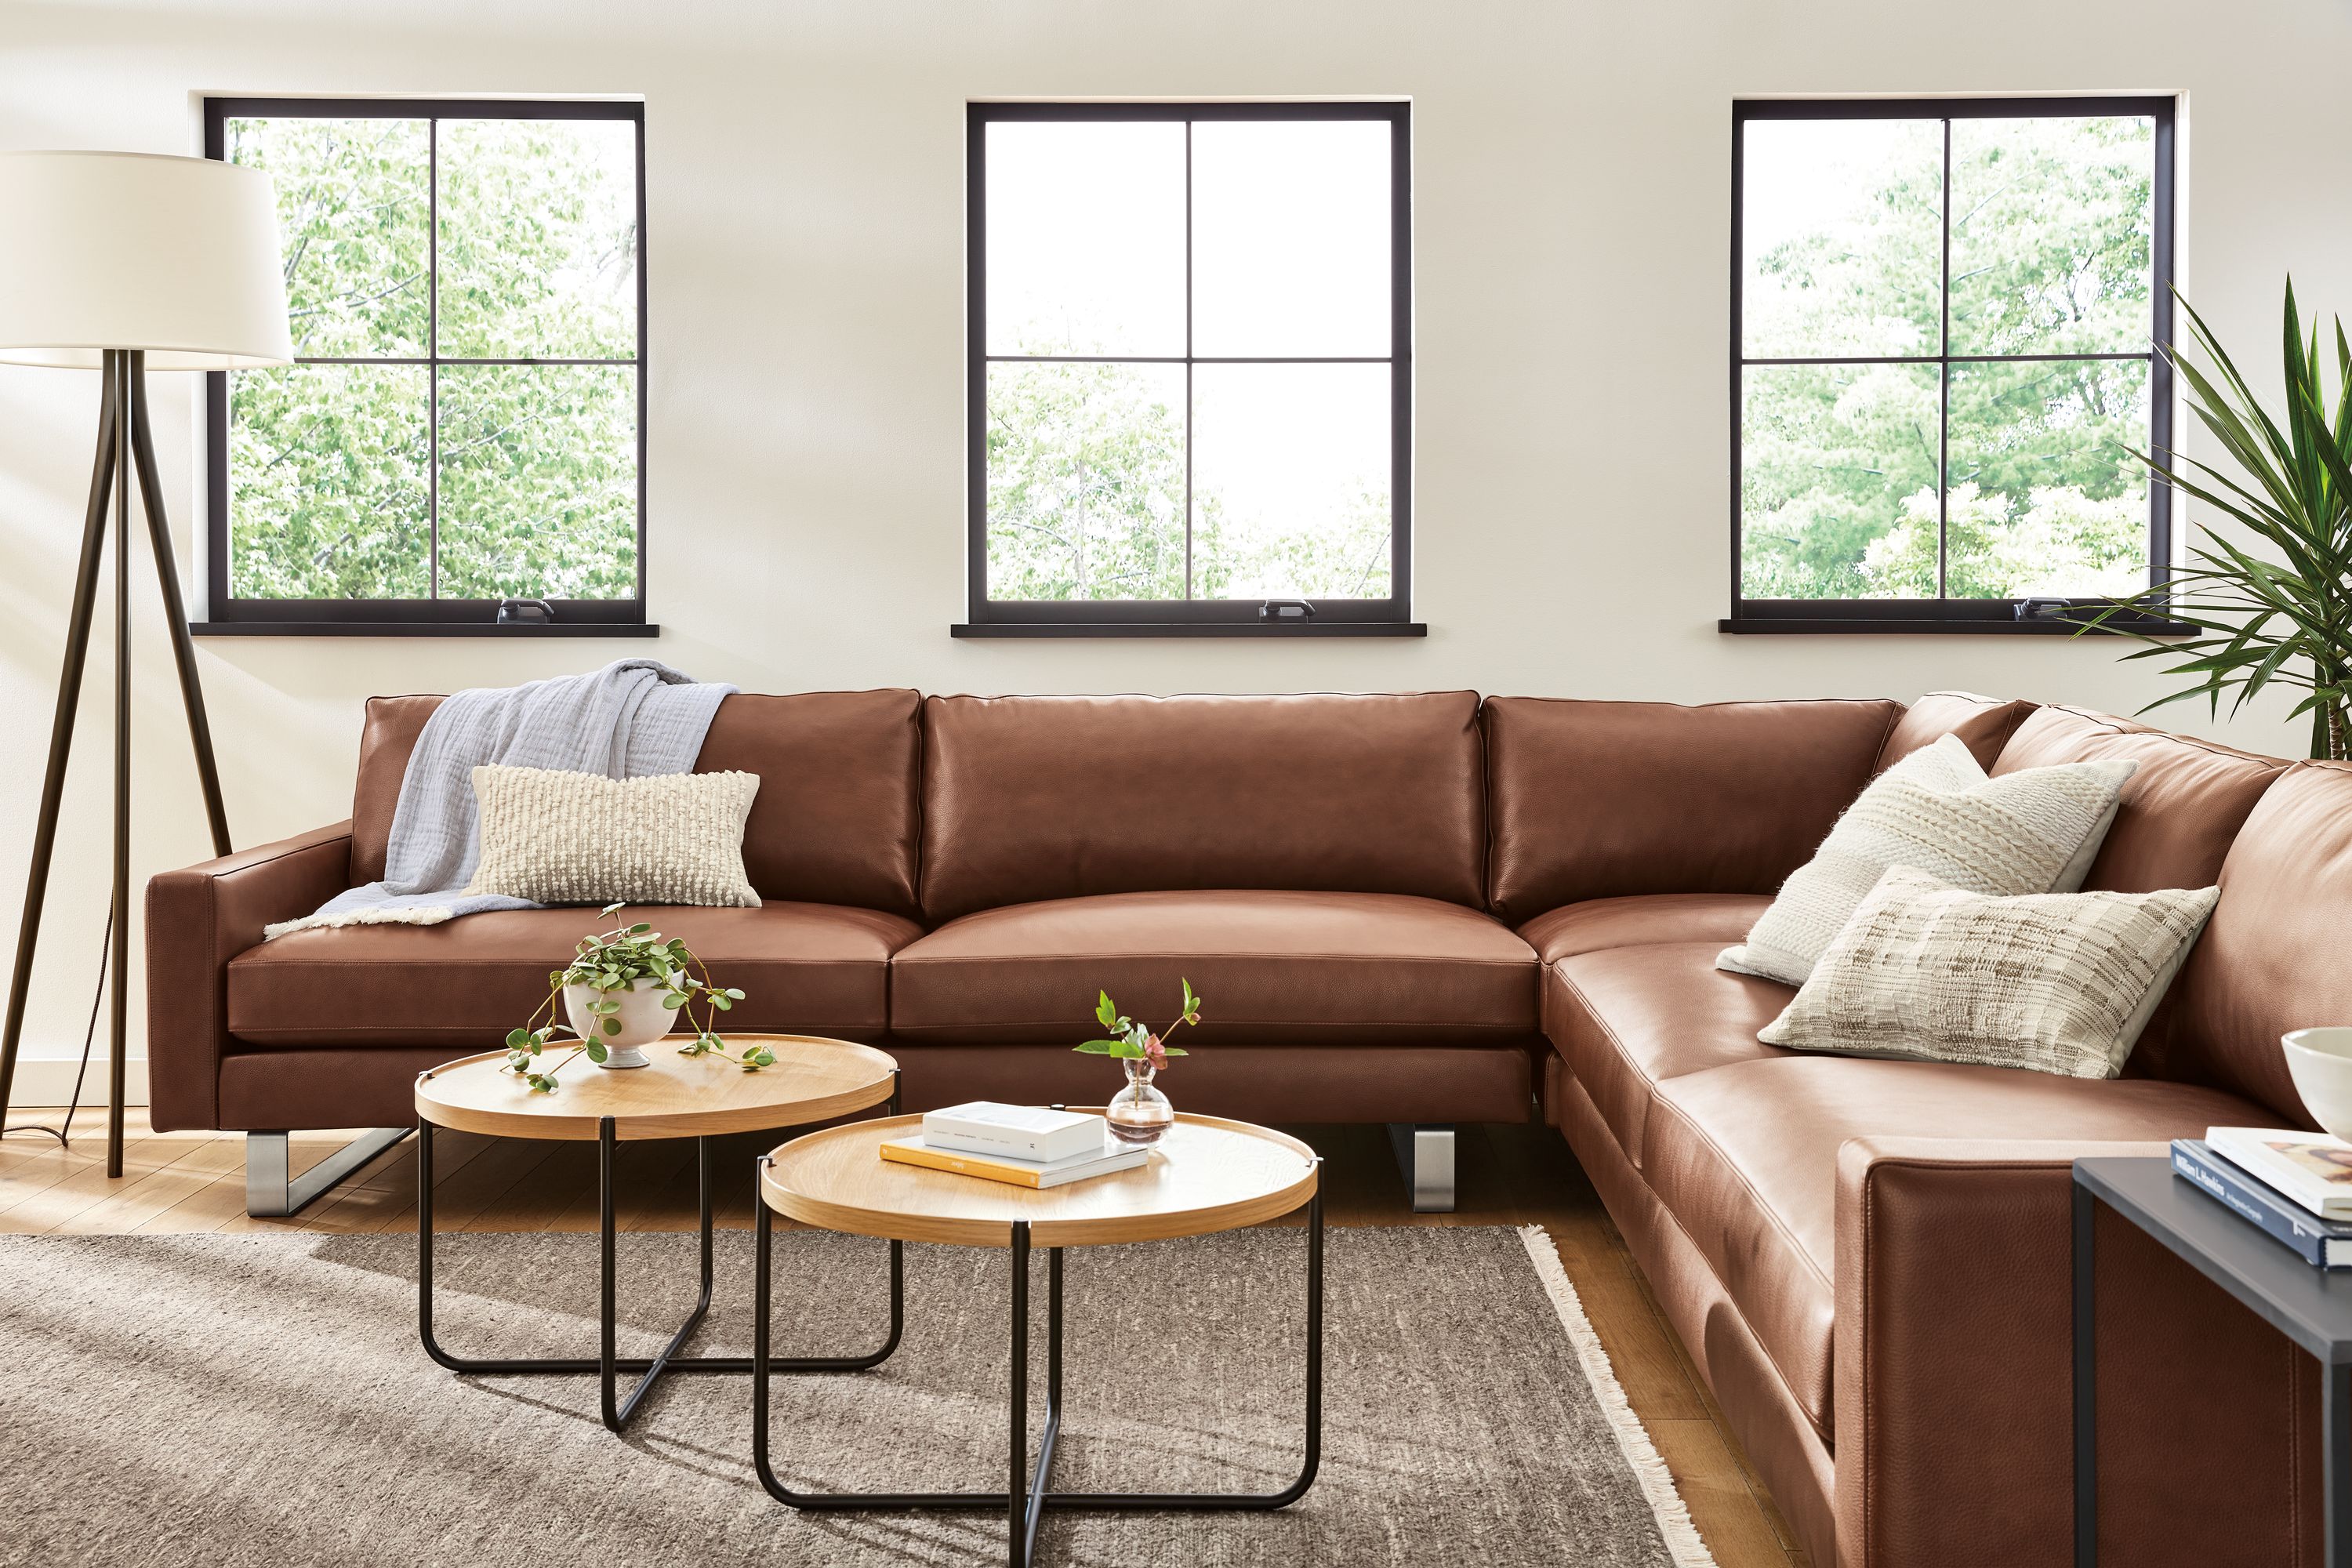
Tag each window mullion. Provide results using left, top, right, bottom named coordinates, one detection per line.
left=1936, top=115, right=1952, bottom=602
left=1183, top=118, right=1195, bottom=603
left=426, top=116, right=440, bottom=602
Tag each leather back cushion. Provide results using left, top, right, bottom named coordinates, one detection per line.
left=1483, top=696, right=1901, bottom=924
left=918, top=692, right=1486, bottom=922
left=1984, top=705, right=2283, bottom=1089
left=1990, top=706, right=2285, bottom=893
left=2174, top=763, right=2352, bottom=1124
left=1873, top=690, right=2036, bottom=773
left=348, top=689, right=925, bottom=919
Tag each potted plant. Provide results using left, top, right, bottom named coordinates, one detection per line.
left=1076, top=980, right=1201, bottom=1145
left=503, top=903, right=770, bottom=1092
left=2081, top=281, right=2352, bottom=759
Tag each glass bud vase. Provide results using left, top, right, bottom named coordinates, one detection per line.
left=1106, top=1058, right=1174, bottom=1146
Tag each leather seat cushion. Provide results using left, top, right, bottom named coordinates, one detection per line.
left=1519, top=893, right=1770, bottom=965
left=1544, top=942, right=1794, bottom=1163
left=1646, top=1056, right=2273, bottom=1440
left=227, top=903, right=921, bottom=1048
left=890, top=890, right=1537, bottom=1044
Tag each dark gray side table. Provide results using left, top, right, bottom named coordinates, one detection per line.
left=2074, top=1156, right=2352, bottom=1567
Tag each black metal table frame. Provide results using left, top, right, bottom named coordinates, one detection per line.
left=416, top=1105, right=904, bottom=1434
left=750, top=1155, right=1324, bottom=1568
left=2073, top=1159, right=2352, bottom=1566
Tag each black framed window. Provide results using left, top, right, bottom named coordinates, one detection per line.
left=200, top=97, right=648, bottom=636
left=960, top=101, right=1417, bottom=638
left=1728, top=97, right=2181, bottom=634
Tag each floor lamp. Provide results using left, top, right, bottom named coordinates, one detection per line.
left=0, top=151, right=293, bottom=1175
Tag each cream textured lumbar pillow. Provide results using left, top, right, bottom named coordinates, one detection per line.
left=1757, top=865, right=2220, bottom=1079
left=465, top=765, right=761, bottom=907
left=1717, top=733, right=2136, bottom=986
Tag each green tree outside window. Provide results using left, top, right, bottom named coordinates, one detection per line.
left=221, top=110, right=639, bottom=604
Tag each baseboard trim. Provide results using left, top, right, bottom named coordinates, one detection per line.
left=5, top=1057, right=147, bottom=1109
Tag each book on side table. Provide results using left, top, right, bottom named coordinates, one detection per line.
left=2205, top=1126, right=2352, bottom=1220
left=880, top=1134, right=1146, bottom=1189
left=920, top=1102, right=1106, bottom=1165
left=2172, top=1139, right=2352, bottom=1269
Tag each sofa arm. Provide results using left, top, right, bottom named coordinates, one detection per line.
left=143, top=821, right=353, bottom=1131
left=1835, top=1134, right=2328, bottom=1568
left=1833, top=1135, right=2165, bottom=1568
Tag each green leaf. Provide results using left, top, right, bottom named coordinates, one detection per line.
left=506, top=1028, right=528, bottom=1048
left=586, top=1041, right=608, bottom=1063
left=1095, top=990, right=1118, bottom=1029
left=603, top=1018, right=620, bottom=1036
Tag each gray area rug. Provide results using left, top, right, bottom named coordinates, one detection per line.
left=0, top=1226, right=1712, bottom=1566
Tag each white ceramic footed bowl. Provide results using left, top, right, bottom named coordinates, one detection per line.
left=2283, top=1029, right=2352, bottom=1143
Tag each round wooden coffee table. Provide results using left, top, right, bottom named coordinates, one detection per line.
left=750, top=1111, right=1323, bottom=1568
left=413, top=1035, right=901, bottom=1433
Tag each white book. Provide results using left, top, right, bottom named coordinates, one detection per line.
left=2207, top=1126, right=2352, bottom=1220
left=921, top=1102, right=1106, bottom=1165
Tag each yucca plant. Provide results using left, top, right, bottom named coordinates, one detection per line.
left=2079, top=281, right=2352, bottom=760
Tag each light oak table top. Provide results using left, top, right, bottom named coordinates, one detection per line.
left=413, top=1036, right=898, bottom=1142
left=758, top=1111, right=1319, bottom=1249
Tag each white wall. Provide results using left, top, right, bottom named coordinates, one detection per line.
left=2, top=0, right=2345, bottom=1088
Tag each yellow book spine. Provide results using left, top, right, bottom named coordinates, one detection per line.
left=879, top=1141, right=1047, bottom=1188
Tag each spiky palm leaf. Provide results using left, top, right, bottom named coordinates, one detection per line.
left=2077, top=280, right=2352, bottom=760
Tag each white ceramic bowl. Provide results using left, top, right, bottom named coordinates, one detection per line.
left=2282, top=1029, right=2352, bottom=1142
left=563, top=976, right=675, bottom=1069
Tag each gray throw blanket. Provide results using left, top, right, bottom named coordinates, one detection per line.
left=265, top=658, right=738, bottom=939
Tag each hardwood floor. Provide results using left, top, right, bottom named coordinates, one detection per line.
left=0, top=1109, right=1809, bottom=1567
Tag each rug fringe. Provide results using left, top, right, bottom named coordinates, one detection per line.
left=1517, top=1224, right=1722, bottom=1568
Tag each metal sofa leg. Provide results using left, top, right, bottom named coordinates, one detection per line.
left=245, top=1127, right=411, bottom=1218
left=1388, top=1123, right=1457, bottom=1214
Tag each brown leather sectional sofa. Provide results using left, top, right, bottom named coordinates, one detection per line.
left=147, top=687, right=2348, bottom=1567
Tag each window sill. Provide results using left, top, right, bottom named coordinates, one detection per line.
left=190, top=622, right=661, bottom=639
left=1719, top=615, right=2194, bottom=637
left=951, top=621, right=1428, bottom=639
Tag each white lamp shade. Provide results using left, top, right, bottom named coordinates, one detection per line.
left=0, top=151, right=294, bottom=371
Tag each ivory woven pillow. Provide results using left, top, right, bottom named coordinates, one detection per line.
left=1757, top=866, right=2221, bottom=1079
left=465, top=765, right=761, bottom=907
left=1717, top=733, right=2136, bottom=986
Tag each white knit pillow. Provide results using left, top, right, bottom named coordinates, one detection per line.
left=465, top=765, right=761, bottom=907
left=1718, top=734, right=2136, bottom=986
left=1758, top=866, right=2220, bottom=1078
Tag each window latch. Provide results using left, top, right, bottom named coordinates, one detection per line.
left=2013, top=597, right=2074, bottom=623
left=497, top=597, right=555, bottom=626
left=1259, top=599, right=1317, bottom=623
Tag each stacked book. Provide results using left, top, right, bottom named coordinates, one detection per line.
left=880, top=1102, right=1147, bottom=1189
left=2172, top=1127, right=2352, bottom=1270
